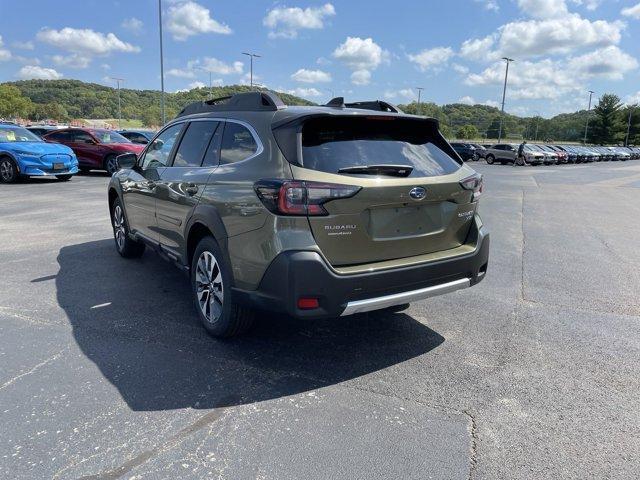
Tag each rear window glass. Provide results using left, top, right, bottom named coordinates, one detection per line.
left=301, top=117, right=460, bottom=178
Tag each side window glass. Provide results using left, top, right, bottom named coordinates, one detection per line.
left=220, top=122, right=258, bottom=164
left=172, top=121, right=219, bottom=167
left=74, top=131, right=94, bottom=144
left=202, top=123, right=223, bottom=167
left=141, top=124, right=183, bottom=170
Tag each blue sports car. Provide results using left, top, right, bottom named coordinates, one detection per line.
left=0, top=124, right=79, bottom=183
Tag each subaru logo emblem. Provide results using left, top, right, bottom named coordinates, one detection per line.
left=409, top=187, right=426, bottom=200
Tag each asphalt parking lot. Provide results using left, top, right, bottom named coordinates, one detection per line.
left=1, top=162, right=640, bottom=479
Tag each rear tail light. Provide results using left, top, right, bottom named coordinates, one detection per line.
left=254, top=180, right=361, bottom=216
left=460, top=173, right=483, bottom=201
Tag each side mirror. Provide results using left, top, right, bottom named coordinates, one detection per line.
left=116, top=153, right=137, bottom=170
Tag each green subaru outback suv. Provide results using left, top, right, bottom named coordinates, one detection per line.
left=108, top=92, right=489, bottom=337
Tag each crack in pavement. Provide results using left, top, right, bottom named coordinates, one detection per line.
left=0, top=347, right=68, bottom=391
left=463, top=410, right=479, bottom=480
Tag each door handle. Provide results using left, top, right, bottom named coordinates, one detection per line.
left=185, top=183, right=199, bottom=196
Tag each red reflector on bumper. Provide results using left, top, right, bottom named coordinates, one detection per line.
left=297, top=298, right=319, bottom=309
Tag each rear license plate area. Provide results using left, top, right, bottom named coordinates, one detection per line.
left=368, top=204, right=443, bottom=239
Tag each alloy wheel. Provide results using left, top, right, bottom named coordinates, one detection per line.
left=113, top=205, right=126, bottom=251
left=195, top=251, right=224, bottom=323
left=0, top=159, right=13, bottom=182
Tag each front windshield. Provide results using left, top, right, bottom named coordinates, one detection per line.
left=93, top=130, right=131, bottom=144
left=524, top=145, right=537, bottom=152
left=0, top=126, right=42, bottom=143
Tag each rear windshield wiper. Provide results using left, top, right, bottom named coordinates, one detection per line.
left=337, top=164, right=413, bottom=177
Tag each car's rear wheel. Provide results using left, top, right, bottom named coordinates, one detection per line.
left=191, top=236, right=254, bottom=338
left=485, top=154, right=495, bottom=165
left=0, top=157, right=19, bottom=183
left=104, top=154, right=118, bottom=175
left=111, top=198, right=145, bottom=258
left=56, top=174, right=72, bottom=181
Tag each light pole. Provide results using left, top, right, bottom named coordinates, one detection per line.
left=158, top=0, right=166, bottom=125
left=241, top=52, right=261, bottom=88
left=498, top=57, right=514, bottom=143
left=625, top=105, right=636, bottom=147
left=110, top=77, right=124, bottom=129
left=583, top=90, right=594, bottom=144
left=196, top=67, right=214, bottom=98
left=416, top=87, right=424, bottom=116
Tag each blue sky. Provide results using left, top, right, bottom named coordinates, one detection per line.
left=1, top=0, right=639, bottom=117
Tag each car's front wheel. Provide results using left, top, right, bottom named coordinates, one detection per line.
left=485, top=154, right=495, bottom=165
left=111, top=198, right=145, bottom=258
left=0, top=157, right=19, bottom=183
left=191, top=236, right=254, bottom=338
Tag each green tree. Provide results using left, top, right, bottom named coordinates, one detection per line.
left=618, top=105, right=640, bottom=146
left=456, top=124, right=480, bottom=139
left=0, top=84, right=33, bottom=118
left=33, top=102, right=69, bottom=122
left=588, top=93, right=622, bottom=144
left=486, top=117, right=504, bottom=139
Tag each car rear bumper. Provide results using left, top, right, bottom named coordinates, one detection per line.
left=233, top=216, right=490, bottom=319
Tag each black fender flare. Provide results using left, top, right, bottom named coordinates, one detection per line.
left=183, top=204, right=229, bottom=266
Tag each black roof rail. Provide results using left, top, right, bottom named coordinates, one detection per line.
left=323, top=98, right=402, bottom=113
left=345, top=100, right=402, bottom=113
left=176, top=91, right=286, bottom=117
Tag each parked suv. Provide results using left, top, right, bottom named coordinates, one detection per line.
left=484, top=143, right=519, bottom=165
left=450, top=142, right=478, bottom=161
left=107, top=93, right=490, bottom=337
left=44, top=128, right=144, bottom=174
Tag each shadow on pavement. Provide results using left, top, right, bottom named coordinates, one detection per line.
left=55, top=239, right=444, bottom=411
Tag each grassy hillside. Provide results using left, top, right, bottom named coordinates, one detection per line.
left=2, top=79, right=594, bottom=140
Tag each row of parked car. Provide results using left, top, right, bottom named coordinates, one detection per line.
left=451, top=141, right=640, bottom=165
left=0, top=122, right=156, bottom=183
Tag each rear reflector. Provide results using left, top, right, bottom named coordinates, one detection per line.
left=297, top=298, right=320, bottom=310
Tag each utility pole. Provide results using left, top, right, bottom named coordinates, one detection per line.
left=583, top=90, right=594, bottom=144
left=625, top=106, right=635, bottom=147
left=110, top=77, right=124, bottom=129
left=241, top=52, right=261, bottom=88
left=158, top=0, right=166, bottom=124
left=416, top=87, right=424, bottom=116
left=498, top=57, right=514, bottom=143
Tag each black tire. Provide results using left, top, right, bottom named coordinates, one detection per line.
left=0, top=157, right=19, bottom=183
left=79, top=167, right=92, bottom=174
left=111, top=198, right=145, bottom=258
left=104, top=154, right=118, bottom=175
left=485, top=154, right=495, bottom=165
left=56, top=174, right=72, bottom=181
left=191, top=236, right=254, bottom=338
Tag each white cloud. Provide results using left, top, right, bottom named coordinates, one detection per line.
left=189, top=81, right=206, bottom=89
left=239, top=72, right=265, bottom=87
left=198, top=57, right=243, bottom=75
left=567, top=46, right=638, bottom=80
left=484, top=99, right=500, bottom=108
left=383, top=89, right=416, bottom=101
left=287, top=87, right=322, bottom=98
left=37, top=27, right=140, bottom=56
left=460, top=36, right=498, bottom=61
left=264, top=3, right=335, bottom=39
left=0, top=35, right=11, bottom=61
left=458, top=95, right=476, bottom=105
left=333, top=37, right=386, bottom=70
left=101, top=63, right=111, bottom=71
left=122, top=17, right=144, bottom=35
left=291, top=68, right=332, bottom=83
left=316, top=56, right=331, bottom=66
left=407, top=47, right=454, bottom=72
left=350, top=69, right=371, bottom=85
left=571, top=0, right=601, bottom=11
left=167, top=68, right=196, bottom=79
left=621, top=3, right=640, bottom=19
left=452, top=63, right=470, bottom=74
left=333, top=37, right=387, bottom=85
left=166, top=1, right=232, bottom=41
left=52, top=53, right=91, bottom=69
left=626, top=91, right=640, bottom=105
left=17, top=65, right=63, bottom=80
left=475, top=0, right=499, bottom=11
left=12, top=40, right=34, bottom=50
left=516, top=0, right=568, bottom=19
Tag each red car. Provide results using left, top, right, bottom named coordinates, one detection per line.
left=43, top=128, right=144, bottom=174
